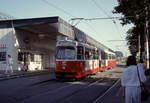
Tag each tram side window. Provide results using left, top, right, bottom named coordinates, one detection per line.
left=95, top=50, right=99, bottom=59
left=77, top=46, right=84, bottom=60
left=101, top=51, right=105, bottom=59
left=85, top=51, right=89, bottom=60
left=0, top=52, right=6, bottom=61
left=89, top=50, right=93, bottom=60
left=92, top=50, right=95, bottom=59
left=93, top=50, right=98, bottom=59
left=109, top=54, right=112, bottom=60
left=85, top=48, right=92, bottom=60
left=105, top=53, right=108, bottom=59
left=112, top=55, right=116, bottom=59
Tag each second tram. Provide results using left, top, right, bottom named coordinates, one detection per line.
left=55, top=39, right=116, bottom=79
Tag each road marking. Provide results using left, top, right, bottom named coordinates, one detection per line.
left=92, top=79, right=121, bottom=103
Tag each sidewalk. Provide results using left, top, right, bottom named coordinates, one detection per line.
left=95, top=76, right=150, bottom=103
left=0, top=69, right=54, bottom=81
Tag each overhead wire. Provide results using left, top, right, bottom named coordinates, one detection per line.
left=42, top=0, right=75, bottom=18
left=113, top=20, right=124, bottom=39
left=41, top=0, right=104, bottom=39
left=41, top=0, right=126, bottom=49
left=91, top=0, right=124, bottom=40
left=90, top=0, right=130, bottom=53
left=91, top=0, right=110, bottom=17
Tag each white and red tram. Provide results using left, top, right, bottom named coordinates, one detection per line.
left=55, top=39, right=116, bottom=79
left=100, top=50, right=116, bottom=71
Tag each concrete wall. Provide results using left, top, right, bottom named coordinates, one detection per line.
left=16, top=29, right=56, bottom=71
left=0, top=27, right=18, bottom=70
left=0, top=27, right=56, bottom=71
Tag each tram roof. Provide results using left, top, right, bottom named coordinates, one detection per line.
left=0, top=16, right=115, bottom=53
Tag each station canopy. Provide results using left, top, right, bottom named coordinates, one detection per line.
left=0, top=16, right=115, bottom=53
left=0, top=16, right=73, bottom=40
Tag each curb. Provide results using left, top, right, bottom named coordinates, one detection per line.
left=0, top=70, right=53, bottom=81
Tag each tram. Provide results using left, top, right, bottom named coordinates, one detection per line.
left=55, top=39, right=116, bottom=79
left=100, top=50, right=116, bottom=71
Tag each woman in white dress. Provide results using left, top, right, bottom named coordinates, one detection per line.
left=121, top=56, right=146, bottom=103
left=5, top=54, right=13, bottom=74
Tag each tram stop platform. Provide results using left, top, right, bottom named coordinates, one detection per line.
left=94, top=76, right=150, bottom=103
left=0, top=69, right=53, bottom=81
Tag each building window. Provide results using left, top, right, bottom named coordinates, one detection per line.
left=0, top=52, right=6, bottom=61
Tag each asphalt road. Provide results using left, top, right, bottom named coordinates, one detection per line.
left=0, top=66, right=125, bottom=103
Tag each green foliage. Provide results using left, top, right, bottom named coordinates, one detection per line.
left=114, top=0, right=150, bottom=25
left=126, top=27, right=138, bottom=55
left=113, top=0, right=150, bottom=55
left=115, top=51, right=123, bottom=57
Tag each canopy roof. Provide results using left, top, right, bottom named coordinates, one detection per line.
left=0, top=16, right=115, bottom=53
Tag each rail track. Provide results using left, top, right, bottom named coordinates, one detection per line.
left=0, top=66, right=124, bottom=103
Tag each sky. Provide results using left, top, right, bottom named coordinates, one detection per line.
left=0, top=0, right=133, bottom=57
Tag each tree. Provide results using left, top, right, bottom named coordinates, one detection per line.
left=115, top=51, right=123, bottom=57
left=113, top=0, right=150, bottom=56
left=114, top=0, right=150, bottom=26
left=126, top=26, right=145, bottom=56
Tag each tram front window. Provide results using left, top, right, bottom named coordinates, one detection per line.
left=56, top=47, right=75, bottom=60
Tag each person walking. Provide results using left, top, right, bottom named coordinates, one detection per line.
left=121, top=55, right=146, bottom=103
left=5, top=54, right=13, bottom=74
left=137, top=59, right=146, bottom=76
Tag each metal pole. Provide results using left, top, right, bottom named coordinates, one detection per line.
left=145, top=7, right=149, bottom=70
left=138, top=34, right=141, bottom=60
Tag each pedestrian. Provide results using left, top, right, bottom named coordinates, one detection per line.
left=121, top=55, right=146, bottom=103
left=137, top=58, right=146, bottom=77
left=5, top=54, right=13, bottom=74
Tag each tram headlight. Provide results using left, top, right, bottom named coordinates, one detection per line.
left=62, top=65, right=66, bottom=70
